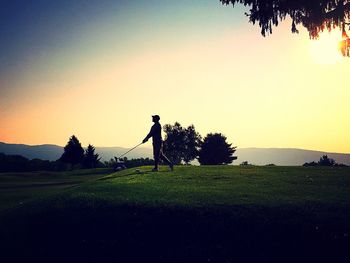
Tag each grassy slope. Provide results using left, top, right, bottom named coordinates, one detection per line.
left=86, top=165, right=350, bottom=206
left=0, top=168, right=113, bottom=212
left=1, top=166, right=350, bottom=262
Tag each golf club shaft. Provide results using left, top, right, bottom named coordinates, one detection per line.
left=117, top=142, right=143, bottom=159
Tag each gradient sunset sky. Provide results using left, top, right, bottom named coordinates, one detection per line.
left=1, top=0, right=349, bottom=153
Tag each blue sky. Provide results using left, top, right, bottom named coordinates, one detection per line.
left=0, top=0, right=243, bottom=76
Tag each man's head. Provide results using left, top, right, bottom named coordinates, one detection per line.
left=152, top=115, right=160, bottom=122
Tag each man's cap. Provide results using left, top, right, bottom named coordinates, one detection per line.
left=152, top=115, right=160, bottom=121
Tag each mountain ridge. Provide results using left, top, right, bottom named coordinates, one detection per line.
left=1, top=142, right=349, bottom=166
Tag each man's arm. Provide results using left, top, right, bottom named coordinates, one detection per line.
left=142, top=125, right=155, bottom=143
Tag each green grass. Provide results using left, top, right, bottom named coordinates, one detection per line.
left=4, top=165, right=349, bottom=211
left=1, top=165, right=350, bottom=262
left=82, top=165, right=350, bottom=207
left=0, top=168, right=113, bottom=212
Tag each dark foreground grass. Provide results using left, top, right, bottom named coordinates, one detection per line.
left=0, top=166, right=350, bottom=262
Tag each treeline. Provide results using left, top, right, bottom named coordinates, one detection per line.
left=0, top=152, right=154, bottom=173
left=303, top=155, right=348, bottom=167
left=60, top=136, right=154, bottom=170
left=59, top=135, right=103, bottom=169
left=0, top=122, right=238, bottom=172
left=0, top=135, right=104, bottom=172
left=0, top=153, right=68, bottom=172
left=162, top=122, right=237, bottom=165
left=0, top=135, right=155, bottom=172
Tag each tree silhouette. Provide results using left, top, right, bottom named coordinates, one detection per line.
left=198, top=133, right=237, bottom=165
left=0, top=153, right=69, bottom=172
left=220, top=0, right=350, bottom=56
left=163, top=122, right=186, bottom=164
left=318, top=155, right=336, bottom=166
left=303, top=155, right=340, bottom=166
left=0, top=153, right=29, bottom=172
left=183, top=125, right=202, bottom=164
left=163, top=123, right=202, bottom=164
left=60, top=135, right=84, bottom=167
left=83, top=144, right=101, bottom=168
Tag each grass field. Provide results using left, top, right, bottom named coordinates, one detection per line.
left=0, top=166, right=349, bottom=262
left=0, top=168, right=113, bottom=212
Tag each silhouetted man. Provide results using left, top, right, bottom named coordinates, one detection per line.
left=142, top=115, right=173, bottom=172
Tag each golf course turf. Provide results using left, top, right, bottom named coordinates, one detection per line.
left=0, top=166, right=349, bottom=262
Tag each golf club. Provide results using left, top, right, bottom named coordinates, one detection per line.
left=115, top=142, right=143, bottom=161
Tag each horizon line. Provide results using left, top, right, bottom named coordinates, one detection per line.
left=1, top=141, right=349, bottom=155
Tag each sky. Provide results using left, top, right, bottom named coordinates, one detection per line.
left=0, top=0, right=349, bottom=153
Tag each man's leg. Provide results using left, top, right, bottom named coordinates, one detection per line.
left=153, top=145, right=161, bottom=171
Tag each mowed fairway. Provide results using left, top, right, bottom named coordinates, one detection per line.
left=1, top=166, right=350, bottom=262
left=0, top=168, right=113, bottom=212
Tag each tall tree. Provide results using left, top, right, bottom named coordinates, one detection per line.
left=198, top=133, right=237, bottom=165
left=183, top=125, right=202, bottom=164
left=163, top=122, right=186, bottom=164
left=83, top=144, right=101, bottom=168
left=60, top=135, right=84, bottom=167
left=163, top=122, right=202, bottom=164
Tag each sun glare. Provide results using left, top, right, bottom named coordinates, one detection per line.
left=309, top=31, right=343, bottom=65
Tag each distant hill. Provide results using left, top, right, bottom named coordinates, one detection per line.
left=0, top=142, right=152, bottom=162
left=0, top=142, right=349, bottom=165
left=235, top=148, right=350, bottom=166
left=0, top=142, right=63, bottom=161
